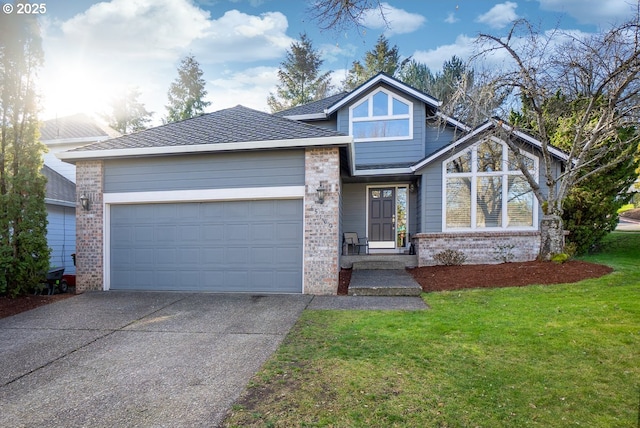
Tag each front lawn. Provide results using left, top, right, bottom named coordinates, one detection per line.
left=223, top=232, right=640, bottom=427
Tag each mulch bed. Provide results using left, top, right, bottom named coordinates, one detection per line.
left=339, top=260, right=613, bottom=294
left=0, top=294, right=75, bottom=319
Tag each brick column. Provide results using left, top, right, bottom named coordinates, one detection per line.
left=75, top=161, right=104, bottom=292
left=304, top=147, right=340, bottom=295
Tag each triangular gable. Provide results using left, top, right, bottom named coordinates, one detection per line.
left=326, top=73, right=442, bottom=115
left=411, top=118, right=568, bottom=172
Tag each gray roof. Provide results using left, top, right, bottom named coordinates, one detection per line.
left=72, top=105, right=346, bottom=152
left=273, top=92, right=349, bottom=118
left=40, top=114, right=110, bottom=141
left=42, top=165, right=76, bottom=204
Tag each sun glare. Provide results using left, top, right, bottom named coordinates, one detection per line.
left=41, top=62, right=114, bottom=120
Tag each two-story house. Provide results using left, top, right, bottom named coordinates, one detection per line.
left=59, top=73, right=566, bottom=295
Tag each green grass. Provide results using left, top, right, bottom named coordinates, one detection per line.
left=224, top=233, right=640, bottom=427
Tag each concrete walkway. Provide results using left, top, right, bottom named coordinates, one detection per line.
left=0, top=291, right=426, bottom=427
left=616, top=217, right=640, bottom=232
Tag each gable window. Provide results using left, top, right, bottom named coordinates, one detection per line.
left=443, top=138, right=538, bottom=231
left=349, top=89, right=413, bottom=142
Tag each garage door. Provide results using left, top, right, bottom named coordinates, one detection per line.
left=109, top=199, right=303, bottom=293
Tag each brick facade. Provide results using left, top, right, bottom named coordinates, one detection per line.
left=303, top=147, right=341, bottom=294
left=413, top=231, right=540, bottom=266
left=75, top=161, right=104, bottom=292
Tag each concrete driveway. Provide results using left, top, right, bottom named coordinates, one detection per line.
left=0, top=292, right=312, bottom=427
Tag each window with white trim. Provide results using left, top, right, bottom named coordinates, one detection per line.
left=349, top=89, right=412, bottom=142
left=443, top=138, right=538, bottom=230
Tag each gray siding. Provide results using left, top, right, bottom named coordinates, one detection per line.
left=104, top=150, right=304, bottom=193
left=336, top=86, right=427, bottom=167
left=421, top=165, right=443, bottom=232
left=408, top=187, right=419, bottom=237
left=341, top=183, right=368, bottom=239
left=46, top=204, right=76, bottom=274
left=425, top=123, right=456, bottom=156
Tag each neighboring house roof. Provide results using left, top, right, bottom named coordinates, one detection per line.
left=58, top=105, right=351, bottom=162
left=40, top=113, right=117, bottom=142
left=42, top=165, right=76, bottom=206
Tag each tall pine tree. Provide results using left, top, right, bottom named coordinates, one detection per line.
left=343, top=35, right=404, bottom=90
left=165, top=55, right=211, bottom=123
left=104, top=86, right=153, bottom=134
left=268, top=33, right=333, bottom=113
left=0, top=9, right=50, bottom=296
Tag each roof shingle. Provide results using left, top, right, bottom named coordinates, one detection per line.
left=72, top=105, right=346, bottom=152
left=40, top=114, right=112, bottom=141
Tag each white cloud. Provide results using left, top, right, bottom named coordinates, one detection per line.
left=319, top=42, right=357, bottom=64
left=411, top=34, right=476, bottom=71
left=60, top=0, right=211, bottom=60
left=538, top=0, right=635, bottom=26
left=476, top=1, right=519, bottom=29
left=40, top=1, right=294, bottom=120
left=209, top=66, right=279, bottom=112
left=195, top=10, right=292, bottom=63
left=445, top=12, right=459, bottom=24
left=361, top=2, right=426, bottom=36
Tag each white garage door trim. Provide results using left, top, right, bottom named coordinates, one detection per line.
left=103, top=186, right=306, bottom=291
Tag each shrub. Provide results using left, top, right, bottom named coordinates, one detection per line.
left=433, top=249, right=467, bottom=266
left=551, top=253, right=570, bottom=264
left=493, top=244, right=515, bottom=263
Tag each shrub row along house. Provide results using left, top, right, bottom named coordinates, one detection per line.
left=58, top=73, right=566, bottom=295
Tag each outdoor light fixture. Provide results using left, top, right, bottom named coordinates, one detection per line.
left=316, top=183, right=326, bottom=204
left=409, top=183, right=415, bottom=192
left=80, top=194, right=90, bottom=211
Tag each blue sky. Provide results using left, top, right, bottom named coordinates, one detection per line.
left=34, top=0, right=636, bottom=123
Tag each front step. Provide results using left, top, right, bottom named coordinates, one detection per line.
left=348, top=269, right=422, bottom=297
left=341, top=254, right=418, bottom=269
left=352, top=260, right=405, bottom=270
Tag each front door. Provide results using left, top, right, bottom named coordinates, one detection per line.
left=369, top=188, right=395, bottom=248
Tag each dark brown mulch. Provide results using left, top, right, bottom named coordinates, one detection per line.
left=339, top=260, right=613, bottom=294
left=0, top=293, right=75, bottom=319
left=338, top=269, right=352, bottom=295
left=408, top=260, right=613, bottom=292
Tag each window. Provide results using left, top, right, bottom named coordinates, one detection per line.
left=444, top=139, right=538, bottom=230
left=349, top=89, right=412, bottom=141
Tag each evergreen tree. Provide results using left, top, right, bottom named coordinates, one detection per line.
left=268, top=33, right=333, bottom=113
left=165, top=55, right=211, bottom=123
left=104, top=87, right=153, bottom=134
left=343, top=35, right=405, bottom=90
left=0, top=10, right=50, bottom=296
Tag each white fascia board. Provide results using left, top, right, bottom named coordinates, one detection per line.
left=326, top=74, right=442, bottom=114
left=104, top=186, right=305, bottom=205
left=411, top=121, right=494, bottom=172
left=352, top=167, right=414, bottom=176
left=57, top=135, right=352, bottom=162
left=436, top=112, right=471, bottom=132
left=505, top=125, right=569, bottom=161
left=281, top=113, right=327, bottom=120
